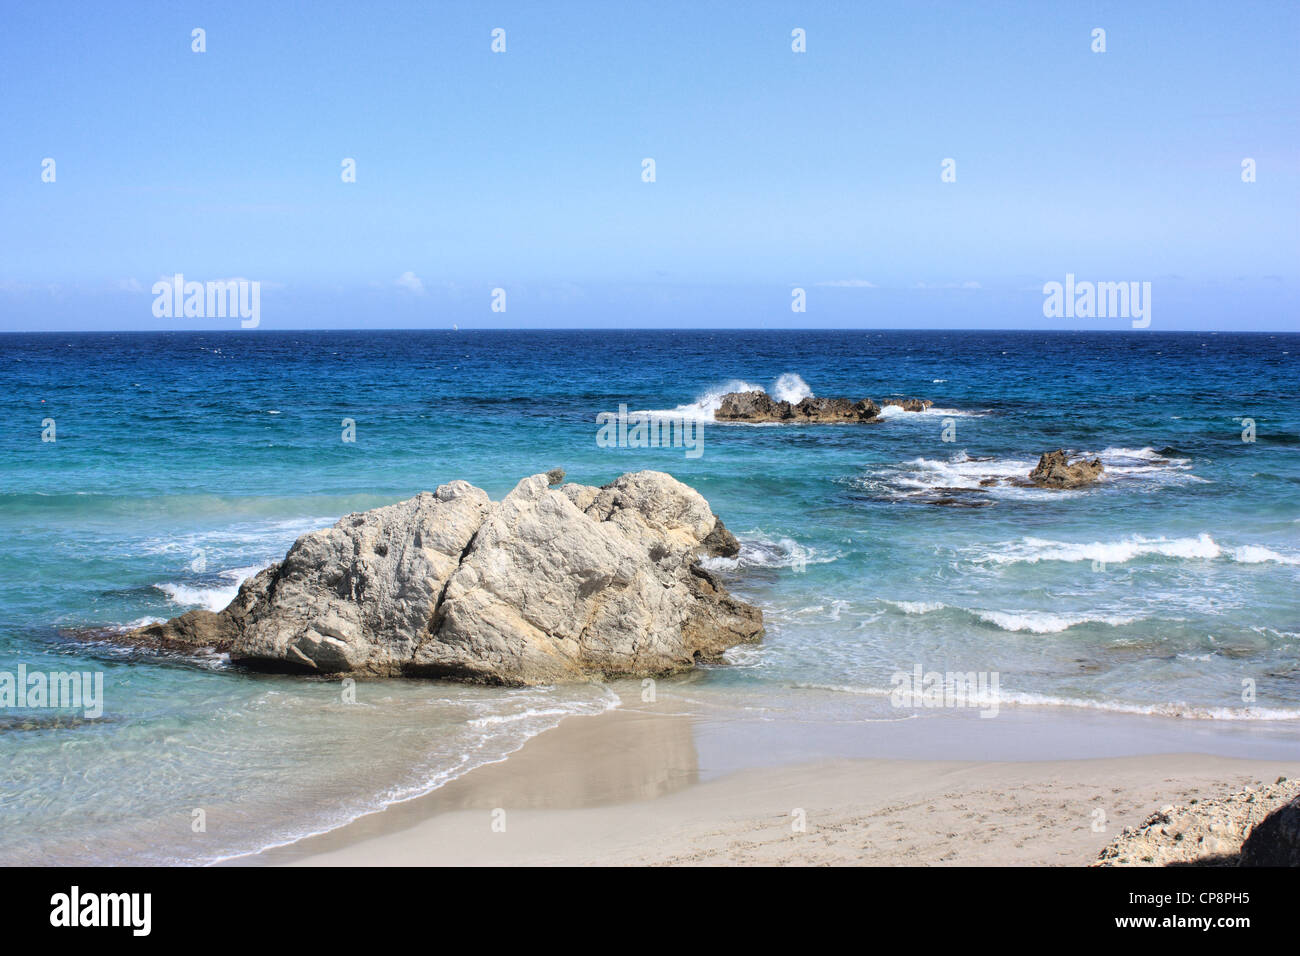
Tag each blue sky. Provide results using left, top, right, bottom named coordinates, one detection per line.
left=1, top=0, right=1297, bottom=330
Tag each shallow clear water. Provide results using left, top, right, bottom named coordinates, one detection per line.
left=1, top=329, right=1297, bottom=862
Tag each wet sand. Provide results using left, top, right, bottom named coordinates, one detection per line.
left=247, top=700, right=1300, bottom=866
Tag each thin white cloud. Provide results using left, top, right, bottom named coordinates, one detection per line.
left=150, top=274, right=284, bottom=289
left=915, top=280, right=982, bottom=290
left=395, top=271, right=425, bottom=295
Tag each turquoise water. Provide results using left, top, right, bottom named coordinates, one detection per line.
left=1, top=329, right=1297, bottom=863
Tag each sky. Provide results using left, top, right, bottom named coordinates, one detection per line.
left=1, top=0, right=1297, bottom=331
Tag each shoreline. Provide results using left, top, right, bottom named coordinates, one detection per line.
left=245, top=695, right=1300, bottom=867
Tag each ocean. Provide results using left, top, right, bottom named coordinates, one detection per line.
left=1, top=329, right=1297, bottom=864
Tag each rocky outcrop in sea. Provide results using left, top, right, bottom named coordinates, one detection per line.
left=126, top=471, right=763, bottom=685
left=1026, top=449, right=1105, bottom=488
left=716, top=389, right=935, bottom=423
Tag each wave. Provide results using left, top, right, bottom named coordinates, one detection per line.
left=218, top=565, right=266, bottom=582
left=881, top=599, right=945, bottom=615
left=797, top=683, right=1300, bottom=720
left=859, top=445, right=1207, bottom=506
left=639, top=373, right=812, bottom=423
left=972, top=609, right=1138, bottom=634
left=880, top=599, right=1138, bottom=634
left=640, top=378, right=766, bottom=422
left=896, top=451, right=1034, bottom=487
left=1093, top=446, right=1205, bottom=481
left=771, top=373, right=813, bottom=403
left=875, top=404, right=982, bottom=419
left=1097, top=446, right=1174, bottom=461
left=139, top=516, right=335, bottom=557
left=1231, top=545, right=1300, bottom=565
left=701, top=532, right=838, bottom=572
left=990, top=692, right=1300, bottom=721
left=977, top=534, right=1300, bottom=567
left=641, top=374, right=982, bottom=424
left=154, top=564, right=267, bottom=614
left=155, top=581, right=240, bottom=613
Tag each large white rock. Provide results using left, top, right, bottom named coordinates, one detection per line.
left=132, top=471, right=761, bottom=685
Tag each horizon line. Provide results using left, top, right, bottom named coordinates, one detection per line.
left=2, top=327, right=1297, bottom=336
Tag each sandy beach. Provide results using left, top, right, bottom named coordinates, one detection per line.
left=248, top=697, right=1300, bottom=867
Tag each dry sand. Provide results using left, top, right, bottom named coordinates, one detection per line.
left=248, top=706, right=1300, bottom=867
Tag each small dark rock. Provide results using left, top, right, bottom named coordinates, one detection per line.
left=1028, top=449, right=1104, bottom=489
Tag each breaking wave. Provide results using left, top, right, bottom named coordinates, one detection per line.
left=858, top=446, right=1206, bottom=504
left=875, top=404, right=982, bottom=419
left=799, top=683, right=1300, bottom=720
left=154, top=565, right=266, bottom=613
left=701, top=532, right=838, bottom=572
left=880, top=599, right=1139, bottom=634
left=771, top=373, right=813, bottom=403
left=640, top=373, right=813, bottom=423
left=976, top=534, right=1300, bottom=567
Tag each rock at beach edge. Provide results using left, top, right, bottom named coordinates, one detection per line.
left=126, top=471, right=763, bottom=686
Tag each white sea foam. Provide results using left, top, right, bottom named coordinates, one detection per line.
left=980, top=534, right=1222, bottom=565
left=988, top=692, right=1300, bottom=721
left=875, top=404, right=980, bottom=419
left=641, top=378, right=766, bottom=422
left=799, top=683, right=1300, bottom=720
left=112, top=616, right=166, bottom=632
left=1230, top=545, right=1300, bottom=565
left=827, top=599, right=851, bottom=622
left=700, top=532, right=837, bottom=572
left=643, top=373, right=813, bottom=423
left=882, top=599, right=946, bottom=615
left=1094, top=446, right=1204, bottom=482
left=155, top=580, right=240, bottom=613
left=467, top=706, right=593, bottom=729
left=794, top=682, right=894, bottom=698
left=881, top=599, right=1138, bottom=634
left=771, top=373, right=813, bottom=403
left=972, top=609, right=1138, bottom=634
left=1097, top=446, right=1169, bottom=461
left=154, top=564, right=269, bottom=613
left=139, top=515, right=334, bottom=557
left=894, top=452, right=1033, bottom=489
left=644, top=375, right=981, bottom=423
left=865, top=445, right=1206, bottom=505
left=218, top=565, right=266, bottom=583
left=976, top=534, right=1298, bottom=567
